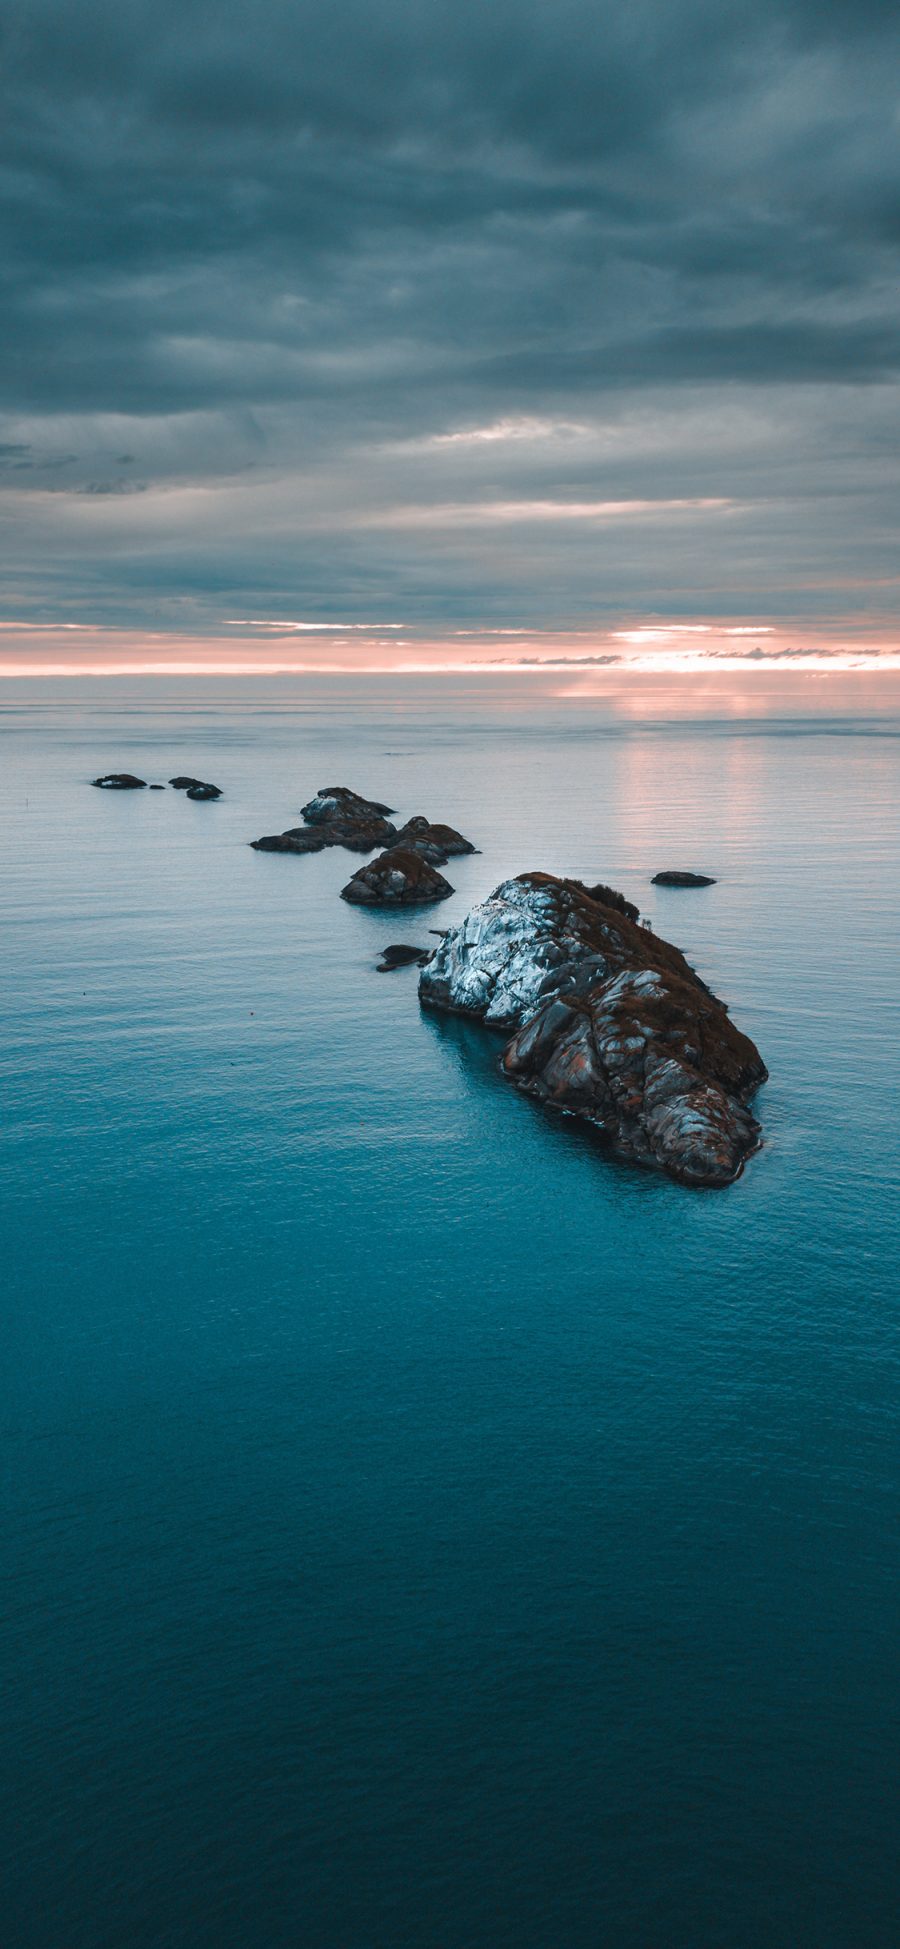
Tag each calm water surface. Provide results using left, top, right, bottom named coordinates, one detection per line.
left=2, top=679, right=899, bottom=1948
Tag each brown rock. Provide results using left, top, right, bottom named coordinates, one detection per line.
left=577, top=881, right=639, bottom=922
left=250, top=812, right=396, bottom=853
left=251, top=829, right=328, bottom=854
left=390, top=816, right=477, bottom=863
left=300, top=786, right=395, bottom=825
left=341, top=847, right=453, bottom=907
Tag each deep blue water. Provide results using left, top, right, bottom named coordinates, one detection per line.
left=2, top=679, right=899, bottom=1949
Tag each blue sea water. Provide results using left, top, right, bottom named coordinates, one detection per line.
left=2, top=677, right=899, bottom=1949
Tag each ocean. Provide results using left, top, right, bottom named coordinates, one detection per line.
left=2, top=676, right=898, bottom=1948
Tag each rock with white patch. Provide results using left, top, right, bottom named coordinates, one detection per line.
left=170, top=776, right=222, bottom=798
left=420, top=873, right=766, bottom=1187
left=300, top=786, right=395, bottom=825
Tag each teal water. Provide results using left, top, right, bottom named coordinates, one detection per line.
left=2, top=679, right=899, bottom=1949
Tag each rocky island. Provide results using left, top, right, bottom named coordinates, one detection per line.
left=251, top=789, right=475, bottom=872
left=341, top=847, right=453, bottom=906
left=301, top=785, right=395, bottom=823
left=652, top=870, right=716, bottom=887
left=252, top=784, right=398, bottom=854
left=419, top=873, right=766, bottom=1187
left=85, top=758, right=764, bottom=1186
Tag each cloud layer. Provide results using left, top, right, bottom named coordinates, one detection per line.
left=2, top=0, right=900, bottom=656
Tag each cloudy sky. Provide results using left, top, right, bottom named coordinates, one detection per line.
left=2, top=0, right=900, bottom=672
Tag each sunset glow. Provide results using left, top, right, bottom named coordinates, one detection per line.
left=1, top=619, right=899, bottom=681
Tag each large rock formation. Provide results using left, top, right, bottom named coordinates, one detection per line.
left=341, top=847, right=453, bottom=907
left=389, top=816, right=477, bottom=864
left=92, top=773, right=147, bottom=789
left=419, top=874, right=766, bottom=1187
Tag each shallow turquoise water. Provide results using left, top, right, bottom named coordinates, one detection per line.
left=2, top=679, right=899, bottom=1948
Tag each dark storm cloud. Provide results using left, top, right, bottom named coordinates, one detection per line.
left=1, top=0, right=899, bottom=633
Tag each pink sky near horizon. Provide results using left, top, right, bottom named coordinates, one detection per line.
left=2, top=617, right=900, bottom=682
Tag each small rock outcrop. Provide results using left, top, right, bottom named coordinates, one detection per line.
left=301, top=786, right=395, bottom=825
left=376, top=944, right=433, bottom=971
left=341, top=847, right=453, bottom=907
left=251, top=812, right=397, bottom=854
left=419, top=873, right=765, bottom=1187
left=390, top=816, right=477, bottom=864
left=92, top=773, right=147, bottom=789
left=251, top=828, right=328, bottom=854
left=253, top=786, right=397, bottom=855
left=170, top=777, right=222, bottom=799
left=652, top=871, right=716, bottom=887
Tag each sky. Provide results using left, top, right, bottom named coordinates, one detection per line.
left=2, top=0, right=900, bottom=676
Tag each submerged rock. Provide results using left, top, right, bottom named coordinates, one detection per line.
left=652, top=870, right=716, bottom=887
left=170, top=776, right=222, bottom=799
left=92, top=773, right=147, bottom=789
left=301, top=785, right=395, bottom=825
left=149, top=784, right=165, bottom=790
left=375, top=944, right=433, bottom=971
left=341, top=847, right=453, bottom=907
left=419, top=873, right=766, bottom=1187
left=390, top=816, right=477, bottom=864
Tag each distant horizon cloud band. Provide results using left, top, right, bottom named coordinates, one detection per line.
left=2, top=0, right=899, bottom=675
left=1, top=619, right=898, bottom=681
